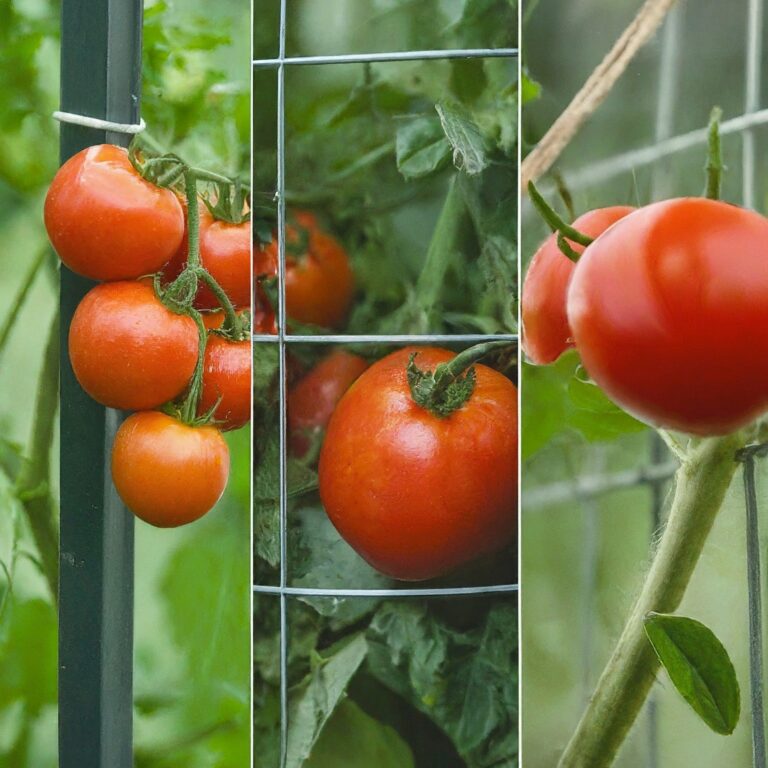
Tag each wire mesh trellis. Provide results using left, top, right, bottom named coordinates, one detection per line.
left=523, top=0, right=766, bottom=765
left=251, top=2, right=519, bottom=765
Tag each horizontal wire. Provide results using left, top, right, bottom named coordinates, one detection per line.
left=252, top=333, right=518, bottom=344
left=252, top=583, right=518, bottom=597
left=551, top=107, right=768, bottom=192
left=524, top=460, right=678, bottom=510
left=253, top=48, right=518, bottom=67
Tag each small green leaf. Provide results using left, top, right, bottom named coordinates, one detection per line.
left=395, top=116, right=451, bottom=180
left=644, top=612, right=740, bottom=735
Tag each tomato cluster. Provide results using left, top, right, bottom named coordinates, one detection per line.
left=523, top=193, right=768, bottom=436
left=46, top=144, right=252, bottom=527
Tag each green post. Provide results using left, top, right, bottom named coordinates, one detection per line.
left=58, top=0, right=142, bottom=765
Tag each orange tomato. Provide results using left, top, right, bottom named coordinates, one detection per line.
left=111, top=411, right=230, bottom=527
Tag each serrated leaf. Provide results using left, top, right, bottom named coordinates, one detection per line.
left=286, top=634, right=368, bottom=768
left=644, top=612, right=740, bottom=735
left=436, top=102, right=491, bottom=176
left=395, top=116, right=451, bottom=180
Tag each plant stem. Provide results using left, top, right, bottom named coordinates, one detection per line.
left=180, top=311, right=208, bottom=424
left=415, top=175, right=468, bottom=317
left=0, top=247, right=47, bottom=361
left=705, top=106, right=724, bottom=201
left=197, top=271, right=244, bottom=337
left=17, top=312, right=60, bottom=605
left=558, top=431, right=744, bottom=768
left=185, top=172, right=201, bottom=269
left=527, top=181, right=593, bottom=249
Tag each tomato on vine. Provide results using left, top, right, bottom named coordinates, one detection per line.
left=165, top=201, right=251, bottom=310
left=199, top=331, right=251, bottom=431
left=257, top=210, right=355, bottom=330
left=45, top=144, right=184, bottom=281
left=318, top=345, right=517, bottom=581
left=288, top=350, right=368, bottom=457
left=522, top=206, right=634, bottom=365
left=568, top=197, right=768, bottom=435
left=68, top=280, right=198, bottom=410
left=111, top=411, right=230, bottom=527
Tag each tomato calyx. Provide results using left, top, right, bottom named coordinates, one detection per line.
left=527, top=181, right=594, bottom=263
left=407, top=340, right=512, bottom=418
left=202, top=178, right=250, bottom=225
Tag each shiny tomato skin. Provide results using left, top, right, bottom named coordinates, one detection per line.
left=258, top=211, right=355, bottom=329
left=166, top=204, right=251, bottom=310
left=568, top=197, right=768, bottom=435
left=522, top=206, right=634, bottom=365
left=288, top=351, right=368, bottom=456
left=318, top=347, right=518, bottom=581
left=45, top=145, right=184, bottom=281
left=69, top=281, right=198, bottom=410
left=111, top=411, right=229, bottom=527
left=200, top=334, right=252, bottom=431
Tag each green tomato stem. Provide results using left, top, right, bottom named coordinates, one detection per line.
left=705, top=106, right=724, bottom=201
left=185, top=171, right=202, bottom=270
left=407, top=339, right=511, bottom=418
left=197, top=270, right=246, bottom=339
left=557, top=431, right=744, bottom=768
left=179, top=310, right=208, bottom=425
left=527, top=180, right=594, bottom=252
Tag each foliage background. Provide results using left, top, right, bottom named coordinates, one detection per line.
left=0, top=0, right=251, bottom=765
left=521, top=0, right=768, bottom=765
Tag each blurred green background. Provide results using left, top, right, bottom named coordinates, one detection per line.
left=522, top=0, right=768, bottom=766
left=0, top=0, right=250, bottom=764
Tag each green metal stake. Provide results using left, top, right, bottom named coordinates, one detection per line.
left=58, top=0, right=141, bottom=765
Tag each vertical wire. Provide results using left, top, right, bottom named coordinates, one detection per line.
left=743, top=0, right=763, bottom=210
left=248, top=2, right=256, bottom=767
left=276, top=1, right=289, bottom=765
left=645, top=7, right=681, bottom=765
left=744, top=452, right=767, bottom=768
left=744, top=2, right=766, bottom=763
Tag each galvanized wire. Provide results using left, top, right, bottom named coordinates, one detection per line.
left=253, top=9, right=519, bottom=767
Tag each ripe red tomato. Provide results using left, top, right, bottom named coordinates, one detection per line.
left=45, top=144, right=184, bottom=281
left=318, top=347, right=518, bottom=581
left=257, top=211, right=354, bottom=329
left=200, top=333, right=251, bottom=431
left=111, top=411, right=229, bottom=527
left=165, top=203, right=251, bottom=310
left=522, top=206, right=634, bottom=365
left=68, top=281, right=198, bottom=410
left=288, top=351, right=368, bottom=456
left=568, top=197, right=768, bottom=435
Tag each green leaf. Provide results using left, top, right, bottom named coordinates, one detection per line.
left=436, top=102, right=491, bottom=176
left=286, top=634, right=368, bottom=768
left=395, top=116, right=451, bottom=180
left=305, top=699, right=415, bottom=768
left=644, top=612, right=740, bottom=735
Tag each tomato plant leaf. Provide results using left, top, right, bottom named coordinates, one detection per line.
left=305, top=699, right=415, bottom=768
left=395, top=116, right=451, bottom=180
left=644, top=612, right=740, bottom=735
left=436, top=101, right=491, bottom=176
left=286, top=634, right=368, bottom=768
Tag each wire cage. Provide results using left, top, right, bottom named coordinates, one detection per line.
left=251, top=1, right=519, bottom=765
left=521, top=0, right=767, bottom=765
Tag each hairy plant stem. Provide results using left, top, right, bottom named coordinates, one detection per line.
left=17, top=312, right=60, bottom=605
left=558, top=432, right=745, bottom=768
left=705, top=106, right=723, bottom=200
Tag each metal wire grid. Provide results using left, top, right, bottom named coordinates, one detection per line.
left=251, top=3, right=519, bottom=765
left=524, top=0, right=766, bottom=765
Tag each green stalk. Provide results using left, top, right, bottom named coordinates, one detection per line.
left=705, top=107, right=724, bottom=201
left=558, top=432, right=744, bottom=767
left=17, top=312, right=60, bottom=605
left=180, top=310, right=208, bottom=425
left=527, top=181, right=593, bottom=249
left=415, top=175, right=468, bottom=316
left=197, top=271, right=245, bottom=338
left=0, top=247, right=47, bottom=360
